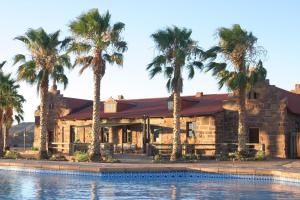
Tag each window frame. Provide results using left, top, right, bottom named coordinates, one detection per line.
left=186, top=122, right=194, bottom=138
left=101, top=127, right=109, bottom=143
left=153, top=128, right=160, bottom=143
left=122, top=126, right=132, bottom=143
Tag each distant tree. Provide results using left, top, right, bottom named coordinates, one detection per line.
left=13, top=28, right=70, bottom=159
left=147, top=26, right=205, bottom=161
left=69, top=9, right=127, bottom=161
left=0, top=61, right=24, bottom=156
left=205, top=24, right=267, bottom=151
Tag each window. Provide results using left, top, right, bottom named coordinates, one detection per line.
left=70, top=126, right=76, bottom=143
left=167, top=100, right=173, bottom=110
left=49, top=103, right=54, bottom=110
left=186, top=122, right=194, bottom=138
left=101, top=127, right=109, bottom=143
left=104, top=103, right=117, bottom=113
left=122, top=127, right=132, bottom=143
left=61, top=127, right=64, bottom=143
left=35, top=116, right=40, bottom=126
left=249, top=128, right=259, bottom=143
left=248, top=91, right=259, bottom=100
left=153, top=128, right=160, bottom=142
left=296, top=122, right=300, bottom=132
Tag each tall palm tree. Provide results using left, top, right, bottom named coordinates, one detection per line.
left=69, top=9, right=127, bottom=161
left=205, top=24, right=267, bottom=151
left=13, top=28, right=70, bottom=159
left=147, top=26, right=205, bottom=161
left=0, top=61, right=8, bottom=156
left=0, top=61, right=24, bottom=155
left=2, top=81, right=24, bottom=151
left=50, top=53, right=72, bottom=90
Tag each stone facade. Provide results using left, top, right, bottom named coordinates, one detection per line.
left=33, top=81, right=300, bottom=158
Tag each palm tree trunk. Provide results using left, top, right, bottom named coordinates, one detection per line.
left=170, top=91, right=181, bottom=161
left=238, top=86, right=247, bottom=151
left=3, top=123, right=9, bottom=151
left=0, top=110, right=3, bottom=157
left=38, top=75, right=49, bottom=159
left=89, top=69, right=101, bottom=161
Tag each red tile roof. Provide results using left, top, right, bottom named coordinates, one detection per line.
left=60, top=94, right=229, bottom=120
left=62, top=97, right=92, bottom=114
left=59, top=87, right=300, bottom=121
left=275, top=87, right=300, bottom=115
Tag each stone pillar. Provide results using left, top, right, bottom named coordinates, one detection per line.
left=108, top=127, right=114, bottom=144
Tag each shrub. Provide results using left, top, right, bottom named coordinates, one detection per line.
left=154, top=154, right=162, bottom=161
left=31, top=147, right=39, bottom=151
left=74, top=151, right=89, bottom=162
left=255, top=150, right=265, bottom=161
left=216, top=151, right=229, bottom=161
left=49, top=154, right=67, bottom=161
left=105, top=155, right=120, bottom=163
left=231, top=149, right=259, bottom=161
left=4, top=151, right=20, bottom=159
left=183, top=154, right=197, bottom=161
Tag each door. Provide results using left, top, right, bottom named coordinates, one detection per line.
left=297, top=134, right=300, bottom=158
left=70, top=126, right=76, bottom=143
left=290, top=134, right=296, bottom=158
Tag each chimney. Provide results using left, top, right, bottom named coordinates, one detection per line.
left=265, top=79, right=270, bottom=85
left=195, top=92, right=204, bottom=97
left=117, top=95, right=124, bottom=100
left=293, top=84, right=300, bottom=94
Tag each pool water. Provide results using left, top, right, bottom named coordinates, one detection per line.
left=1, top=169, right=300, bottom=200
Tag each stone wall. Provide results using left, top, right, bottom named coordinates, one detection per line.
left=223, top=80, right=290, bottom=158
left=53, top=115, right=218, bottom=155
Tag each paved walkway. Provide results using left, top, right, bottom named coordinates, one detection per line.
left=1, top=159, right=300, bottom=179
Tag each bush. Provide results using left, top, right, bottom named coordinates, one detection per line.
left=182, top=154, right=197, bottom=161
left=231, top=149, right=259, bottom=161
left=255, top=150, right=265, bottom=161
left=154, top=154, right=162, bottom=161
left=49, top=153, right=67, bottom=161
left=4, top=151, right=20, bottom=159
left=31, top=147, right=39, bottom=151
left=105, top=155, right=120, bottom=163
left=216, top=151, right=229, bottom=161
left=74, top=151, right=89, bottom=162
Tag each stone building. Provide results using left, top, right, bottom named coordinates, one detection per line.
left=33, top=81, right=300, bottom=158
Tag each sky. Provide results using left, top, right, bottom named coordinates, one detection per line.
left=0, top=0, right=300, bottom=122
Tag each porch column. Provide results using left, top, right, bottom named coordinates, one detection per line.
left=108, top=127, right=115, bottom=144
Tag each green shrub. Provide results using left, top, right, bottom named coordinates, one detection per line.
left=231, top=149, right=260, bottom=161
left=105, top=155, right=120, bottom=163
left=216, top=151, right=229, bottom=161
left=183, top=154, right=197, bottom=161
left=31, top=147, right=39, bottom=151
left=49, top=154, right=67, bottom=161
left=4, top=151, right=20, bottom=159
left=154, top=154, right=162, bottom=161
left=255, top=150, right=265, bottom=161
left=74, top=151, right=89, bottom=162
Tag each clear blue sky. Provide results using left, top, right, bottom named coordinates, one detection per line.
left=1, top=1, right=299, bottom=122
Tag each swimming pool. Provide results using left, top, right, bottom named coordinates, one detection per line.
left=1, top=167, right=300, bottom=200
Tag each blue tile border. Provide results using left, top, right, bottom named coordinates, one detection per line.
left=1, top=166, right=300, bottom=186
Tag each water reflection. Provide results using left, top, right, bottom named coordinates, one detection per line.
left=1, top=170, right=300, bottom=200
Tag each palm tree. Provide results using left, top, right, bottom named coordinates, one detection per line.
left=2, top=80, right=24, bottom=151
left=50, top=53, right=72, bottom=90
left=205, top=24, right=267, bottom=151
left=147, top=26, right=205, bottom=161
left=0, top=61, right=24, bottom=156
left=13, top=28, right=70, bottom=159
left=69, top=9, right=127, bottom=161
